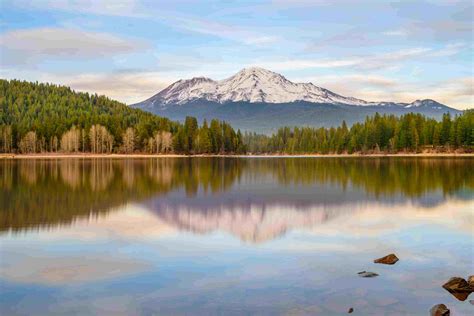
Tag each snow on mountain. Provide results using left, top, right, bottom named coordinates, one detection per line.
left=144, top=67, right=369, bottom=106
left=133, top=67, right=455, bottom=116
left=404, top=99, right=445, bottom=109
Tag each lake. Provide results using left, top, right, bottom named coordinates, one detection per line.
left=0, top=157, right=473, bottom=315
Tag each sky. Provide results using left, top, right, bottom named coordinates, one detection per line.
left=0, top=0, right=472, bottom=109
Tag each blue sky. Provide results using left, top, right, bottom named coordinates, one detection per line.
left=0, top=0, right=472, bottom=109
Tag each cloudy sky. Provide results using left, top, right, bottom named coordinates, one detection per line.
left=0, top=0, right=472, bottom=109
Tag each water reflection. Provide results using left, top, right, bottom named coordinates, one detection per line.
left=0, top=158, right=473, bottom=315
left=1, top=158, right=472, bottom=234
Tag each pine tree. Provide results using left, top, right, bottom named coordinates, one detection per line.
left=184, top=116, right=198, bottom=153
left=197, top=120, right=212, bottom=153
left=209, top=119, right=222, bottom=153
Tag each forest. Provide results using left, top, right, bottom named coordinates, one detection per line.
left=0, top=79, right=473, bottom=155
left=245, top=110, right=474, bottom=154
left=0, top=80, right=245, bottom=154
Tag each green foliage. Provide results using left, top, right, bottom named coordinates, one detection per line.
left=245, top=111, right=473, bottom=154
left=0, top=79, right=245, bottom=154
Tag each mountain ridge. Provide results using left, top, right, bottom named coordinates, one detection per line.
left=131, top=67, right=462, bottom=133
left=133, top=67, right=453, bottom=108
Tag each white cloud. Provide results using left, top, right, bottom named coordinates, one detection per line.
left=244, top=35, right=280, bottom=45
left=300, top=73, right=473, bottom=109
left=156, top=13, right=281, bottom=46
left=11, top=1, right=281, bottom=46
left=299, top=74, right=397, bottom=88
left=42, top=71, right=172, bottom=105
left=251, top=58, right=360, bottom=70
left=0, top=27, right=148, bottom=66
left=11, top=0, right=144, bottom=18
left=382, top=29, right=408, bottom=36
left=429, top=42, right=467, bottom=57
left=249, top=43, right=465, bottom=73
left=248, top=47, right=434, bottom=72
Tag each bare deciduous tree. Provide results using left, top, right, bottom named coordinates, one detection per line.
left=60, top=126, right=81, bottom=152
left=121, top=127, right=136, bottom=153
left=90, top=124, right=114, bottom=153
left=18, top=131, right=37, bottom=153
left=161, top=131, right=173, bottom=153
left=145, top=131, right=173, bottom=154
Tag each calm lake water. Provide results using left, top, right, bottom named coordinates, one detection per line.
left=0, top=157, right=473, bottom=315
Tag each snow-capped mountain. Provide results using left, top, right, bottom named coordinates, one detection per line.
left=131, top=67, right=461, bottom=133
left=368, top=99, right=449, bottom=109
left=403, top=99, right=445, bottom=109
left=138, top=67, right=368, bottom=107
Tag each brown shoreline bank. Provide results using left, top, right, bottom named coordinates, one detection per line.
left=1, top=152, right=473, bottom=159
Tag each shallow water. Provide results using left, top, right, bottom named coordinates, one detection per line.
left=0, top=157, right=473, bottom=315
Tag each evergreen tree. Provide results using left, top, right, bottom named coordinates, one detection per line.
left=184, top=116, right=198, bottom=153
left=197, top=120, right=212, bottom=153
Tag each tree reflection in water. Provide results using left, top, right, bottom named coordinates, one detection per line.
left=1, top=157, right=472, bottom=233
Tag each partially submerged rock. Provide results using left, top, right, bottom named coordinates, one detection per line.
left=358, top=271, right=379, bottom=278
left=468, top=275, right=474, bottom=288
left=374, top=253, right=399, bottom=265
left=446, top=291, right=470, bottom=301
left=442, top=277, right=473, bottom=301
left=442, top=277, right=472, bottom=292
left=430, top=304, right=450, bottom=316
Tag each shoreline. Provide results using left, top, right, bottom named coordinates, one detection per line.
left=1, top=152, right=473, bottom=159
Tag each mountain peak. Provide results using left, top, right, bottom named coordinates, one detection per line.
left=189, top=76, right=214, bottom=82
left=134, top=68, right=450, bottom=110
left=405, top=99, right=446, bottom=109
left=146, top=67, right=368, bottom=105
left=239, top=66, right=267, bottom=72
left=236, top=67, right=279, bottom=76
left=228, top=67, right=287, bottom=86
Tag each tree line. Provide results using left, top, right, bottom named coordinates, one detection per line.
left=0, top=79, right=472, bottom=155
left=244, top=111, right=473, bottom=154
left=0, top=79, right=245, bottom=154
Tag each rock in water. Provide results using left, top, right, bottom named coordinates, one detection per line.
left=358, top=271, right=379, bottom=278
left=468, top=275, right=474, bottom=289
left=374, top=253, right=399, bottom=265
left=348, top=307, right=354, bottom=313
left=442, top=277, right=473, bottom=301
left=443, top=277, right=471, bottom=292
left=430, top=304, right=450, bottom=316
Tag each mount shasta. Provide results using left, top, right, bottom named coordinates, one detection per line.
left=132, top=67, right=460, bottom=133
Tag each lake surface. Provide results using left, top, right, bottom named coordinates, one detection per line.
left=0, top=157, right=473, bottom=315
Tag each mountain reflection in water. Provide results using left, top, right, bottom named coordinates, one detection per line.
left=1, top=157, right=472, bottom=238
left=1, top=157, right=473, bottom=316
